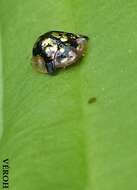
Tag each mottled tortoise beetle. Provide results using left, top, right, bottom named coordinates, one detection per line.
left=32, top=31, right=89, bottom=74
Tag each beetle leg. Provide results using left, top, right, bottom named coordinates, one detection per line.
left=46, top=61, right=56, bottom=74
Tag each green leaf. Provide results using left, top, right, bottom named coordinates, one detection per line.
left=1, top=0, right=137, bottom=189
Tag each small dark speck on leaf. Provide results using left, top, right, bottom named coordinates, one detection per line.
left=88, top=97, right=97, bottom=104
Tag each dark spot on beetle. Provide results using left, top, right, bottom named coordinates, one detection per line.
left=88, top=97, right=97, bottom=104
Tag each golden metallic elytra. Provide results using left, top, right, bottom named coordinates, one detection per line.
left=32, top=31, right=89, bottom=74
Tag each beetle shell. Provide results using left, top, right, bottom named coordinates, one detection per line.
left=32, top=31, right=89, bottom=74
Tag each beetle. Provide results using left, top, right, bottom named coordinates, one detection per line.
left=32, top=31, right=89, bottom=74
